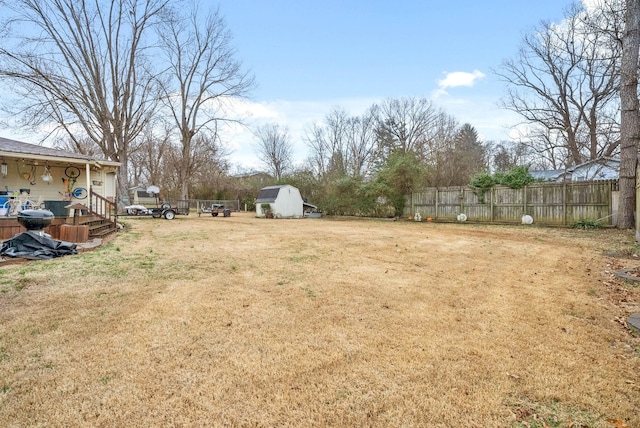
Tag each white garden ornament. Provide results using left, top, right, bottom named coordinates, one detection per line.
left=521, top=215, right=534, bottom=225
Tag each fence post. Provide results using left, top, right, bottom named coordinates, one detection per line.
left=563, top=180, right=568, bottom=226
left=490, top=186, right=494, bottom=222
left=410, top=192, right=416, bottom=215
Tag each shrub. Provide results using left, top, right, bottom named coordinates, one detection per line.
left=572, top=218, right=602, bottom=230
left=470, top=166, right=536, bottom=203
left=470, top=172, right=496, bottom=191
left=470, top=172, right=496, bottom=203
left=496, top=166, right=536, bottom=189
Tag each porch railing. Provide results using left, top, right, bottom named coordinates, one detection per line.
left=89, top=187, right=117, bottom=229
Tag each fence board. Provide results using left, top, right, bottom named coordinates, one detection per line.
left=405, top=180, right=617, bottom=226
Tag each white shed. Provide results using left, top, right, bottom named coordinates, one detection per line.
left=256, top=184, right=304, bottom=218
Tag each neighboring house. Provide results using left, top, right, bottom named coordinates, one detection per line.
left=530, top=157, right=620, bottom=182
left=0, top=137, right=120, bottom=213
left=529, top=169, right=564, bottom=182
left=231, top=171, right=272, bottom=186
left=560, top=157, right=620, bottom=181
left=256, top=184, right=306, bottom=218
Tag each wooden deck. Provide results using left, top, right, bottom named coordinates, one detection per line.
left=0, top=215, right=116, bottom=243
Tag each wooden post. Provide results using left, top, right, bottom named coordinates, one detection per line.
left=410, top=192, right=414, bottom=217
left=60, top=224, right=89, bottom=243
left=563, top=180, right=568, bottom=226
left=490, top=187, right=494, bottom=222
left=67, top=203, right=87, bottom=225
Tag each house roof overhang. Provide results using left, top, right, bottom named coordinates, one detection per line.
left=0, top=137, right=120, bottom=168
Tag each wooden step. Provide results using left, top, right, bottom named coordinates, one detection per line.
left=80, top=216, right=117, bottom=238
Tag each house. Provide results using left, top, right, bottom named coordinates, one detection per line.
left=0, top=137, right=120, bottom=240
left=530, top=157, right=620, bottom=182
left=560, top=157, right=619, bottom=181
left=231, top=171, right=272, bottom=186
left=256, top=184, right=307, bottom=218
left=529, top=169, right=564, bottom=181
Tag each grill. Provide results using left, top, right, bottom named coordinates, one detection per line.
left=17, top=209, right=54, bottom=230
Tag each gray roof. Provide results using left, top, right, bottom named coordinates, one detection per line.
left=0, top=136, right=117, bottom=165
left=255, top=185, right=284, bottom=203
left=529, top=169, right=563, bottom=181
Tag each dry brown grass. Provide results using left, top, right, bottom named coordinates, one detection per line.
left=0, top=213, right=639, bottom=427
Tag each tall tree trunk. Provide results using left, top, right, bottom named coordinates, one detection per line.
left=117, top=153, right=130, bottom=208
left=180, top=134, right=192, bottom=201
left=618, top=0, right=640, bottom=230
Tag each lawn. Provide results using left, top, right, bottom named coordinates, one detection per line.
left=0, top=213, right=639, bottom=427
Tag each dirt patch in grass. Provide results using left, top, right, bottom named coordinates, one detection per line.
left=0, top=213, right=639, bottom=426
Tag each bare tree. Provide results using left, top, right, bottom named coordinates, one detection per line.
left=305, top=123, right=331, bottom=178
left=53, top=136, right=105, bottom=158
left=375, top=97, right=441, bottom=161
left=156, top=4, right=254, bottom=200
left=254, top=123, right=293, bottom=181
left=0, top=0, right=169, bottom=207
left=344, top=107, right=380, bottom=177
left=304, top=107, right=380, bottom=179
left=387, top=104, right=459, bottom=187
left=619, top=0, right=640, bottom=230
left=176, top=132, right=230, bottom=199
left=128, top=125, right=174, bottom=188
left=496, top=4, right=621, bottom=168
left=490, top=142, right=529, bottom=173
left=304, top=108, right=349, bottom=178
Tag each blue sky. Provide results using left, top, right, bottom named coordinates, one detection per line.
left=216, top=0, right=574, bottom=170
left=0, top=1, right=574, bottom=171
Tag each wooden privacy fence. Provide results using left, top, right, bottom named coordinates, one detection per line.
left=404, top=180, right=619, bottom=226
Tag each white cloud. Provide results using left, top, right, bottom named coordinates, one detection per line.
left=223, top=98, right=281, bottom=121
left=433, top=70, right=486, bottom=97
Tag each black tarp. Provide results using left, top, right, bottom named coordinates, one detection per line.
left=0, top=231, right=77, bottom=259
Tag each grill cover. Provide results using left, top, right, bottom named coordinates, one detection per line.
left=0, top=231, right=77, bottom=259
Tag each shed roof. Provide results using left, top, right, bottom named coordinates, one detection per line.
left=256, top=185, right=286, bottom=203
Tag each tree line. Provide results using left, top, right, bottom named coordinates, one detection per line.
left=254, top=98, right=504, bottom=217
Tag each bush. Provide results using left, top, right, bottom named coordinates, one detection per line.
left=495, top=166, right=536, bottom=189
left=470, top=166, right=536, bottom=203
left=470, top=172, right=496, bottom=191
left=470, top=172, right=496, bottom=203
left=572, top=219, right=602, bottom=230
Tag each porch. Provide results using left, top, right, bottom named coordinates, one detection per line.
left=0, top=189, right=117, bottom=243
left=0, top=136, right=120, bottom=243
